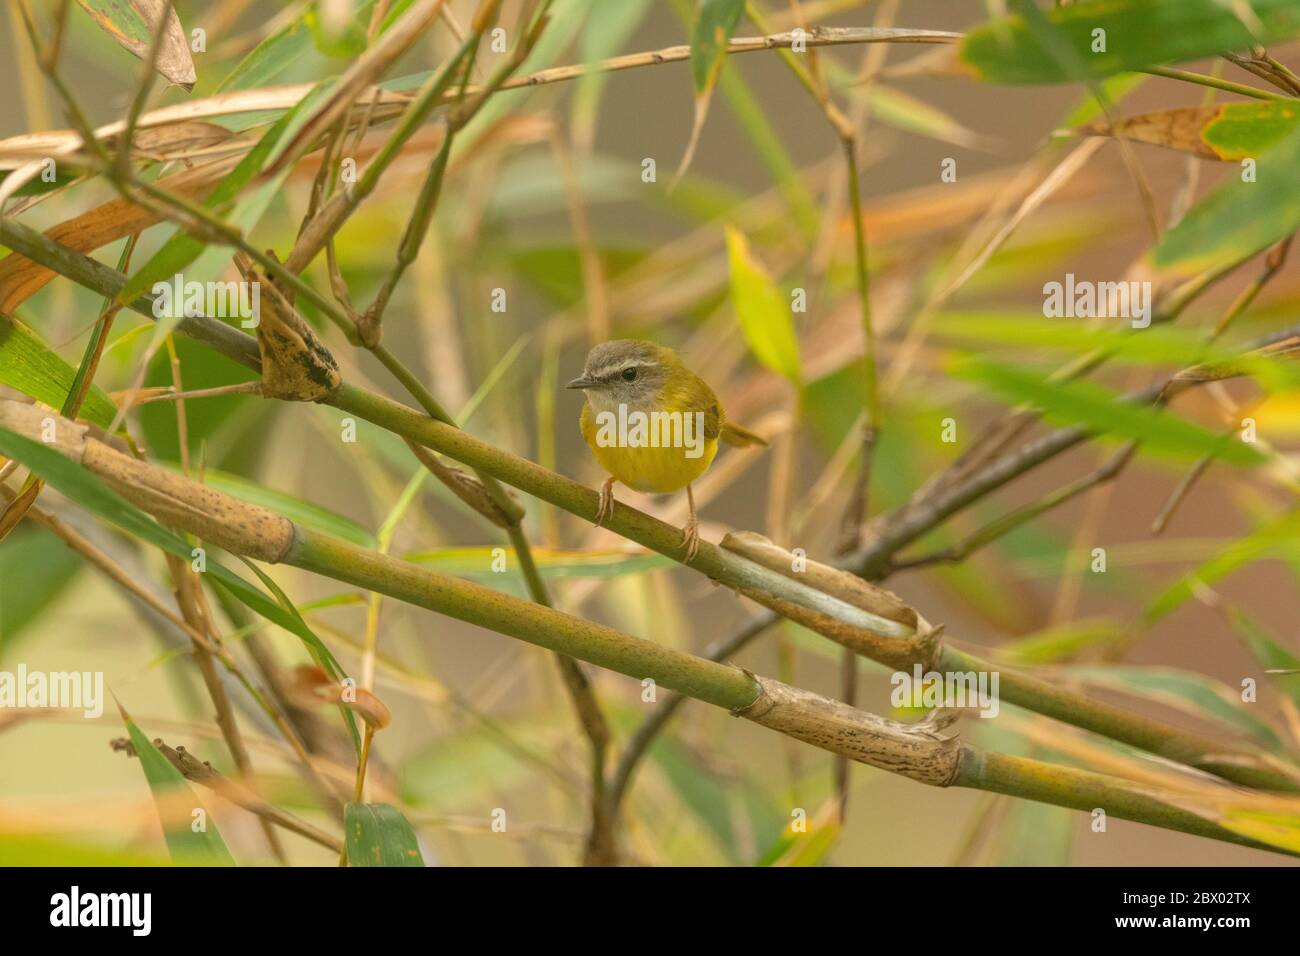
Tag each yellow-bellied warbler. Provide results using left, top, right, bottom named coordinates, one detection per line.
left=567, top=339, right=767, bottom=559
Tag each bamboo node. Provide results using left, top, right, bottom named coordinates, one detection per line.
left=736, top=674, right=964, bottom=787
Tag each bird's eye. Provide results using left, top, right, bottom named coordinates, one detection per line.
left=621, top=366, right=638, bottom=382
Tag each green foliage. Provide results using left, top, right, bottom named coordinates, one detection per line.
left=689, top=0, right=745, bottom=93
left=1144, top=508, right=1300, bottom=625
left=0, top=313, right=117, bottom=429
left=1200, top=101, right=1299, bottom=159
left=952, top=356, right=1264, bottom=465
left=344, top=803, right=425, bottom=867
left=1224, top=608, right=1300, bottom=709
left=119, top=706, right=235, bottom=865
left=963, top=0, right=1300, bottom=84
left=1068, top=665, right=1289, bottom=751
left=137, top=335, right=264, bottom=470
left=725, top=226, right=801, bottom=386
left=0, top=525, right=83, bottom=654
left=1154, top=125, right=1300, bottom=272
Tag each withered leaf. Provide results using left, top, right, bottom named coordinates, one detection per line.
left=251, top=271, right=342, bottom=402
left=76, top=0, right=198, bottom=90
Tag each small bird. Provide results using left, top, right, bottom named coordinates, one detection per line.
left=567, top=339, right=768, bottom=560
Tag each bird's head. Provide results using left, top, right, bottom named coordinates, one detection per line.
left=566, top=339, right=678, bottom=407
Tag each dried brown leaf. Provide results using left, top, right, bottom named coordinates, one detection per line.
left=76, top=0, right=197, bottom=90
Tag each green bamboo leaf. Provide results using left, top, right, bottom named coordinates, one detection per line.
left=1224, top=608, right=1300, bottom=708
left=1077, top=101, right=1300, bottom=161
left=952, top=356, right=1264, bottom=465
left=118, top=704, right=235, bottom=865
left=400, top=716, right=553, bottom=806
left=1069, top=665, right=1287, bottom=750
left=1153, top=124, right=1300, bottom=273
left=306, top=6, right=369, bottom=58
left=677, top=0, right=746, bottom=181
left=215, top=16, right=312, bottom=93
left=936, top=311, right=1300, bottom=392
left=216, top=0, right=407, bottom=93
left=962, top=0, right=1300, bottom=85
left=817, top=52, right=997, bottom=151
left=725, top=226, right=801, bottom=386
left=0, top=167, right=82, bottom=198
left=0, top=314, right=117, bottom=429
left=647, top=734, right=741, bottom=861
left=234, top=555, right=362, bottom=755
left=690, top=0, right=745, bottom=93
left=715, top=45, right=820, bottom=235
left=344, top=803, right=425, bottom=867
left=0, top=525, right=83, bottom=652
left=1144, top=508, right=1300, bottom=625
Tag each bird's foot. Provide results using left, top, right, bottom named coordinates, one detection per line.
left=681, top=512, right=700, bottom=562
left=595, top=477, right=616, bottom=527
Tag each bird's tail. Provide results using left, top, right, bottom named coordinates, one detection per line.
left=720, top=420, right=769, bottom=448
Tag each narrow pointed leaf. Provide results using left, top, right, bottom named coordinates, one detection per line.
left=1224, top=608, right=1300, bottom=708
left=1077, top=101, right=1300, bottom=161
left=344, top=803, right=425, bottom=867
left=677, top=0, right=746, bottom=181
left=0, top=314, right=117, bottom=429
left=1069, top=665, right=1287, bottom=750
left=952, top=356, right=1264, bottom=465
left=725, top=226, right=801, bottom=386
left=1153, top=124, right=1300, bottom=272
left=1144, top=508, right=1300, bottom=624
left=119, top=705, right=235, bottom=864
left=962, top=0, right=1300, bottom=85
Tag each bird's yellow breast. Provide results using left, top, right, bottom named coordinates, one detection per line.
left=580, top=400, right=718, bottom=493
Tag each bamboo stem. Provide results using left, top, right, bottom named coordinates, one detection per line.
left=956, top=750, right=1289, bottom=854
left=7, top=404, right=1298, bottom=856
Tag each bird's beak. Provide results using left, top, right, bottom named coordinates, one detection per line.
left=565, top=375, right=597, bottom=390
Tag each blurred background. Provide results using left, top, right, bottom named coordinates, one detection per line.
left=2, top=0, right=1299, bottom=865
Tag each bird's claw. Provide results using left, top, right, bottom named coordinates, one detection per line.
left=595, top=477, right=616, bottom=527
left=681, top=513, right=700, bottom=562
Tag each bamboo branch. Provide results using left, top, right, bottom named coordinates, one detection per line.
left=6, top=401, right=1295, bottom=855
left=114, top=736, right=343, bottom=854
